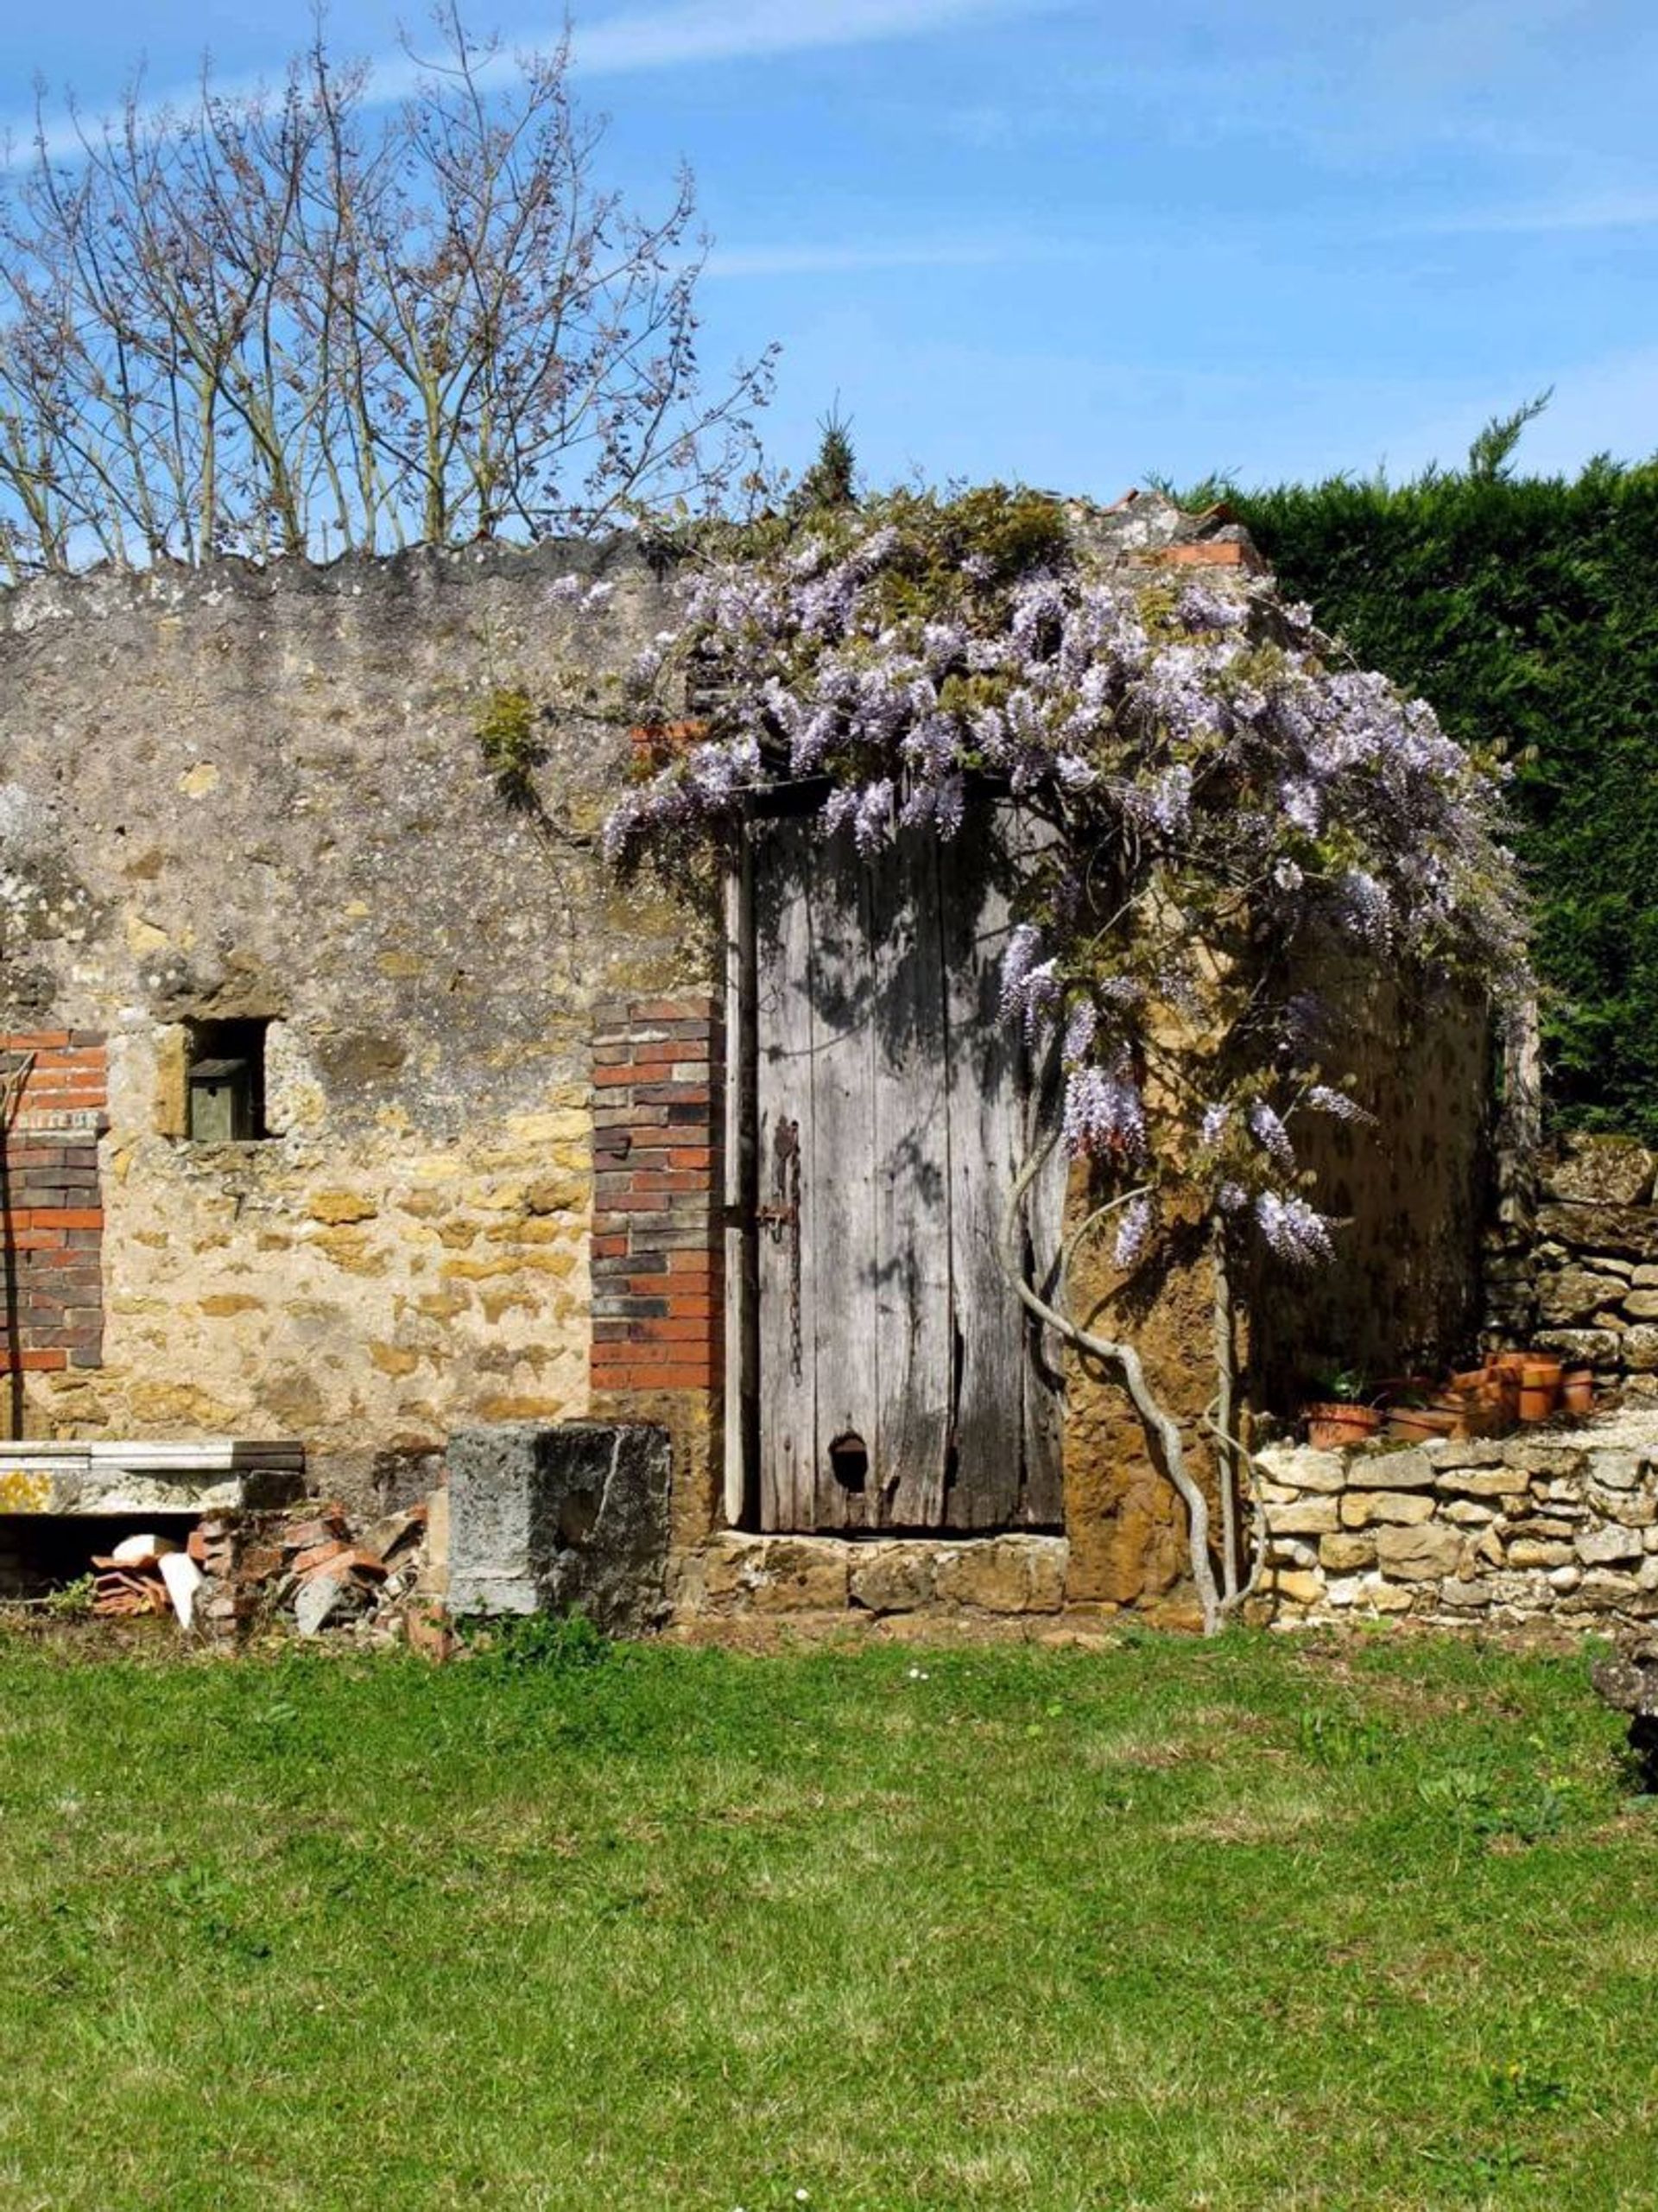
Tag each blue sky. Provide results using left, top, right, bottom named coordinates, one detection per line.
left=4, top=0, right=1655, bottom=498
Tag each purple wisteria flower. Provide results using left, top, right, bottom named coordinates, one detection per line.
left=1307, top=1084, right=1376, bottom=1125
left=1062, top=1051, right=1146, bottom=1159
left=1254, top=1191, right=1335, bottom=1265
left=603, top=491, right=1526, bottom=1296
left=1113, top=1193, right=1155, bottom=1270
left=1248, top=1100, right=1296, bottom=1169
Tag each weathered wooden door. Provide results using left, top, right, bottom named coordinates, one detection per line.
left=745, top=808, right=1064, bottom=1532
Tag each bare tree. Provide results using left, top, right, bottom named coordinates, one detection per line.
left=0, top=9, right=775, bottom=576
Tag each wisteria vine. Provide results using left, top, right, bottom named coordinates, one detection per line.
left=602, top=490, right=1525, bottom=1278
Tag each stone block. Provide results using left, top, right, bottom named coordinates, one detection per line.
left=1266, top=1569, right=1322, bottom=1604
left=1268, top=1537, right=1319, bottom=1569
left=1319, top=1531, right=1376, bottom=1573
left=1623, top=1326, right=1658, bottom=1372
left=747, top=1538, right=854, bottom=1613
left=1574, top=1570, right=1644, bottom=1609
left=1348, top=1447, right=1437, bottom=1490
left=1600, top=1495, right=1658, bottom=1529
left=1539, top=1267, right=1630, bottom=1324
left=934, top=1536, right=1067, bottom=1614
left=1547, top=1562, right=1583, bottom=1593
left=1502, top=1442, right=1587, bottom=1480
left=1535, top=1206, right=1658, bottom=1263
left=850, top=1543, right=938, bottom=1614
left=1363, top=1493, right=1438, bottom=1525
left=1505, top=1515, right=1577, bottom=1541
left=1445, top=1500, right=1499, bottom=1525
left=702, top=1533, right=851, bottom=1612
left=1262, top=1497, right=1340, bottom=1535
left=1374, top=1523, right=1463, bottom=1581
left=1624, top=1290, right=1658, bottom=1321
left=1435, top=1465, right=1531, bottom=1499
left=1535, top=1328, right=1623, bottom=1366
left=1424, top=1438, right=1507, bottom=1470
left=446, top=1421, right=671, bottom=1634
left=1437, top=1579, right=1494, bottom=1609
left=1588, top=1450, right=1642, bottom=1491
left=1543, top=1136, right=1655, bottom=1207
left=1254, top=1445, right=1345, bottom=1493
left=1577, top=1523, right=1643, bottom=1566
left=1508, top=1538, right=1574, bottom=1569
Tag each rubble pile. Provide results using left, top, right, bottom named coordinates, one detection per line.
left=191, top=1493, right=446, bottom=1644
left=92, top=1532, right=203, bottom=1622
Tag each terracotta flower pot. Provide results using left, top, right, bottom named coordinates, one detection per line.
left=1387, top=1406, right=1460, bottom=1444
left=1303, top=1402, right=1383, bottom=1451
left=1560, top=1367, right=1595, bottom=1415
left=1518, top=1360, right=1561, bottom=1422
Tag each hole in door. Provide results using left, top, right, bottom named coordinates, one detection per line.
left=827, top=1431, right=868, bottom=1493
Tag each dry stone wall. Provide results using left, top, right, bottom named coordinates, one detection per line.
left=1486, top=1134, right=1658, bottom=1395
left=1256, top=1410, right=1658, bottom=1628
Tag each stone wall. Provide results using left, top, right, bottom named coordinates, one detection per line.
left=1256, top=1411, right=1658, bottom=1628
left=1255, top=977, right=1491, bottom=1404
left=0, top=517, right=1500, bottom=1622
left=1485, top=1133, right=1658, bottom=1394
left=0, top=543, right=700, bottom=1502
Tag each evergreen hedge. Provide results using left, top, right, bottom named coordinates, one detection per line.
left=1233, top=453, right=1658, bottom=1138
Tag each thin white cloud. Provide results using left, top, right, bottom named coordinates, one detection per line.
left=572, top=0, right=1032, bottom=74
left=5, top=0, right=1040, bottom=163
left=1408, top=191, right=1658, bottom=237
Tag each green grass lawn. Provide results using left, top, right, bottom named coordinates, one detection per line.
left=0, top=1620, right=1654, bottom=2210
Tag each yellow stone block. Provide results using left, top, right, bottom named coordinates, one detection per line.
left=125, top=914, right=169, bottom=955
left=370, top=1341, right=421, bottom=1377
left=474, top=1393, right=569, bottom=1422
left=311, top=1228, right=388, bottom=1277
left=526, top=1175, right=585, bottom=1216
left=308, top=1191, right=379, bottom=1225
left=198, top=1294, right=264, bottom=1317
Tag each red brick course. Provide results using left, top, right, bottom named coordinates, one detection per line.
left=587, top=998, right=722, bottom=1398
left=0, top=1034, right=107, bottom=1375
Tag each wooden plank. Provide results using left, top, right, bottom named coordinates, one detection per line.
left=869, top=829, right=952, bottom=1526
left=753, top=822, right=818, bottom=1531
left=939, top=812, right=1028, bottom=1528
left=722, top=849, right=756, bottom=1528
left=802, top=833, right=881, bottom=1530
left=1020, top=1032, right=1068, bottom=1526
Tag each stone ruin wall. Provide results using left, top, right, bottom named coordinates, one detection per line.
left=1485, top=1133, right=1658, bottom=1398
left=0, top=523, right=1499, bottom=1625
left=0, top=544, right=703, bottom=1509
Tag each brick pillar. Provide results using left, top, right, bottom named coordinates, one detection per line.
left=588, top=998, right=724, bottom=1398
left=0, top=1031, right=108, bottom=1381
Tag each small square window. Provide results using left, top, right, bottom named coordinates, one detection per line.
left=186, top=1018, right=271, bottom=1142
